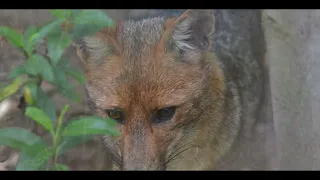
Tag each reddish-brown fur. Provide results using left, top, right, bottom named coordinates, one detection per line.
left=77, top=10, right=264, bottom=170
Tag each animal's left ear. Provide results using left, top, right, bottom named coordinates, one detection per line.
left=74, top=25, right=120, bottom=66
left=163, top=10, right=215, bottom=63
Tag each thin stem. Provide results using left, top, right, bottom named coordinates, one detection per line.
left=52, top=104, right=70, bottom=167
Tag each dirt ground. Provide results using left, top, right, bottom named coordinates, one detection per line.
left=0, top=10, right=132, bottom=170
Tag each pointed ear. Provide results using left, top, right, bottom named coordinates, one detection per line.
left=165, top=10, right=215, bottom=63
left=75, top=25, right=120, bottom=65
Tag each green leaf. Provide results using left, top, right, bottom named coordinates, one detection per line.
left=24, top=54, right=55, bottom=82
left=62, top=116, right=120, bottom=137
left=8, top=64, right=27, bottom=79
left=16, top=139, right=48, bottom=170
left=24, top=82, right=57, bottom=121
left=35, top=87, right=57, bottom=121
left=53, top=164, right=69, bottom=171
left=64, top=68, right=85, bottom=84
left=0, top=127, right=45, bottom=150
left=23, top=26, right=38, bottom=50
left=73, top=10, right=114, bottom=26
left=47, top=34, right=72, bottom=65
left=57, top=135, right=94, bottom=155
left=28, top=19, right=64, bottom=52
left=0, top=129, right=49, bottom=170
left=0, top=76, right=27, bottom=102
left=24, top=85, right=34, bottom=105
left=0, top=26, right=24, bottom=49
left=23, top=81, right=38, bottom=105
left=70, top=10, right=114, bottom=39
left=17, top=147, right=54, bottom=170
left=9, top=53, right=55, bottom=81
left=25, top=107, right=54, bottom=135
left=50, top=10, right=70, bottom=19
left=51, top=65, right=81, bottom=102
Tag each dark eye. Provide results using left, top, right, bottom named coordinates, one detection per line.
left=106, top=108, right=125, bottom=124
left=152, top=107, right=176, bottom=124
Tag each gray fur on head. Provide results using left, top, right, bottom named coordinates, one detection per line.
left=77, top=10, right=216, bottom=65
left=170, top=10, right=215, bottom=62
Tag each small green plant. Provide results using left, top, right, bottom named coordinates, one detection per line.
left=0, top=10, right=120, bottom=170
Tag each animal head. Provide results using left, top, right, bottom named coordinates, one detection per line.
left=76, top=10, right=224, bottom=170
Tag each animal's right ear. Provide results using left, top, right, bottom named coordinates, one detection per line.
left=75, top=25, right=121, bottom=65
left=156, top=10, right=215, bottom=64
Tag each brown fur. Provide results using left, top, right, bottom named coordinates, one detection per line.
left=76, top=10, right=265, bottom=170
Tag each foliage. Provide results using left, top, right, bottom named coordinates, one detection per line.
left=0, top=10, right=119, bottom=170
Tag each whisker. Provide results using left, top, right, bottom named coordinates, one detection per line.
left=166, top=141, right=193, bottom=161
left=164, top=146, right=195, bottom=169
left=165, top=130, right=192, bottom=160
left=102, top=141, right=122, bottom=168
